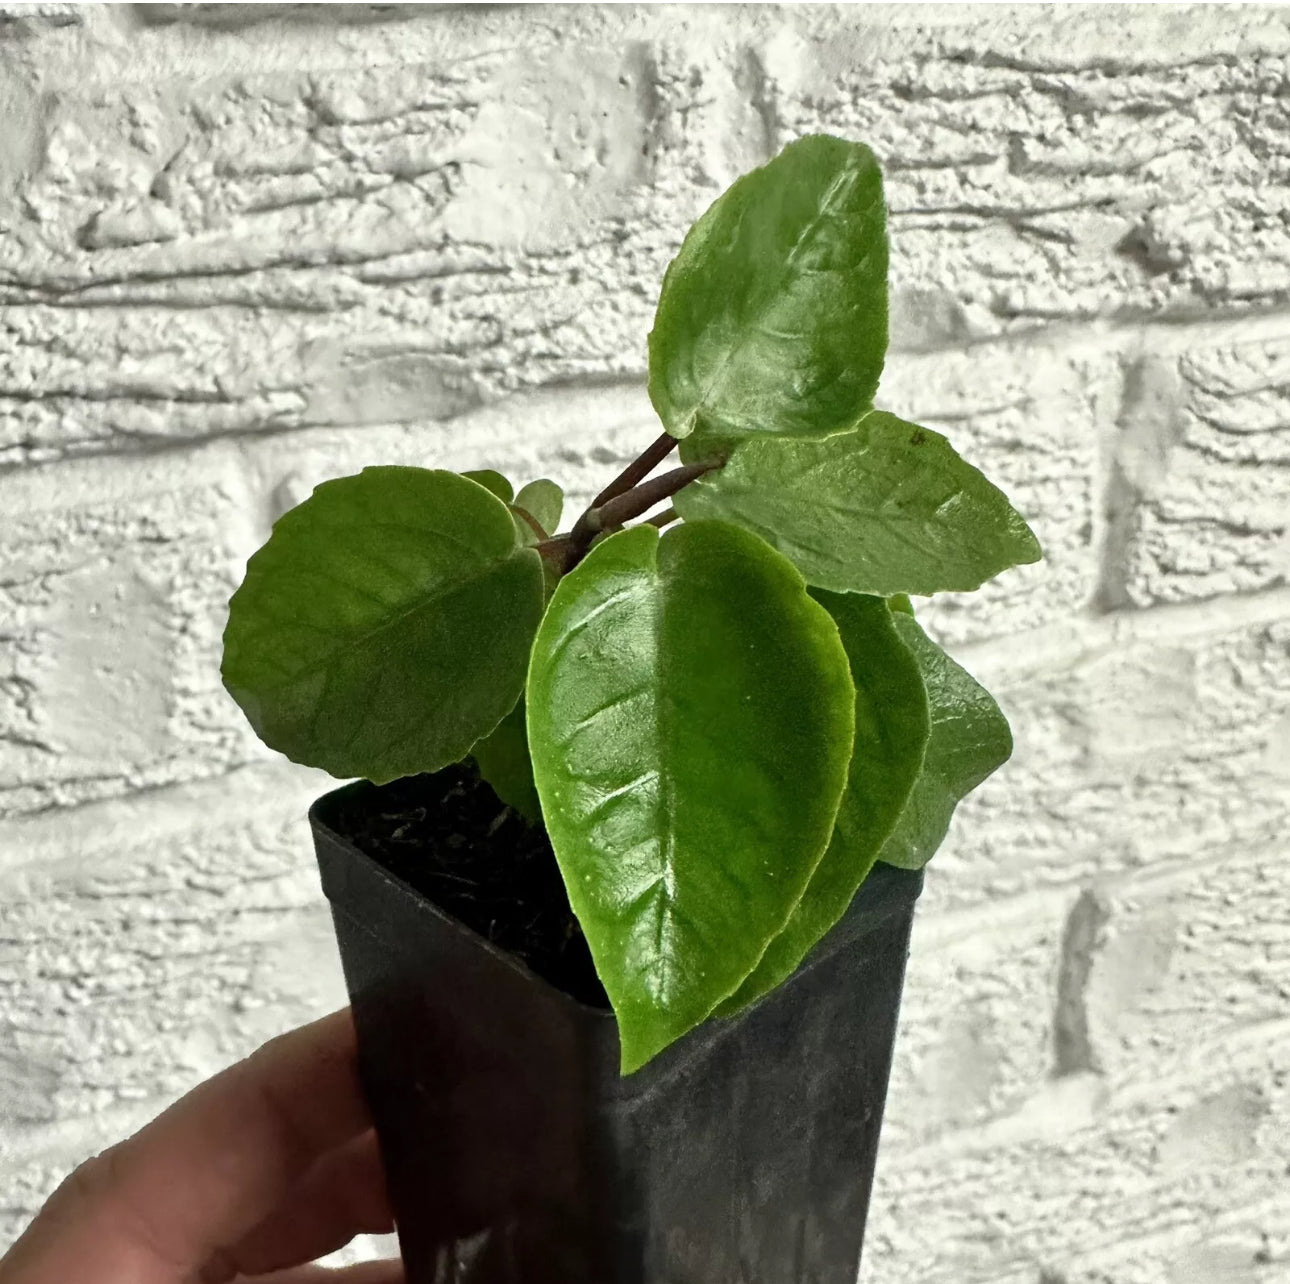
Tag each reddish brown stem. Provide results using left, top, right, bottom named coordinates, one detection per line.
left=591, top=461, right=720, bottom=533
left=555, top=435, right=723, bottom=577
left=590, top=432, right=678, bottom=508
left=535, top=534, right=577, bottom=576
left=645, top=506, right=679, bottom=529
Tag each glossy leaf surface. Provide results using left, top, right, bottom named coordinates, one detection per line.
left=527, top=521, right=855, bottom=1072
left=222, top=467, right=544, bottom=783
left=717, top=591, right=929, bottom=1014
left=648, top=134, right=888, bottom=448
left=676, top=410, right=1042, bottom=596
left=879, top=612, right=1013, bottom=870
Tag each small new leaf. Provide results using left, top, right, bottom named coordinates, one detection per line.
left=879, top=612, right=1013, bottom=870
left=526, top=521, right=855, bottom=1073
left=221, top=467, right=545, bottom=783
left=676, top=410, right=1042, bottom=596
left=648, top=134, right=888, bottom=449
left=515, top=479, right=564, bottom=536
left=717, top=591, right=929, bottom=1014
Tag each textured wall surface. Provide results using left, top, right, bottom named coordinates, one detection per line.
left=1, top=4, right=1288, bottom=1281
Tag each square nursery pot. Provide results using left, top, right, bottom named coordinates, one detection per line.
left=310, top=764, right=923, bottom=1284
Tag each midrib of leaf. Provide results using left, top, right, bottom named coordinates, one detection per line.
left=544, top=584, right=645, bottom=676
left=251, top=552, right=527, bottom=692
left=682, top=163, right=862, bottom=436
left=648, top=548, right=680, bottom=1006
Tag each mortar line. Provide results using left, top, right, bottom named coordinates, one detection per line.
left=951, top=584, right=1290, bottom=684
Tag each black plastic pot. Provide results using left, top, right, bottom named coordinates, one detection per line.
left=310, top=771, right=922, bottom=1284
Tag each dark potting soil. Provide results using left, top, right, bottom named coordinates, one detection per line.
left=331, top=761, right=610, bottom=1010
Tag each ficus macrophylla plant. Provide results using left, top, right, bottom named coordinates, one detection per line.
left=221, top=133, right=1041, bottom=1074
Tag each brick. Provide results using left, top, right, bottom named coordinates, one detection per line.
left=0, top=447, right=265, bottom=815
left=0, top=760, right=380, bottom=1252
left=868, top=1020, right=1290, bottom=1283
left=235, top=381, right=663, bottom=532
left=0, top=763, right=342, bottom=1128
left=3, top=7, right=1287, bottom=461
left=768, top=8, right=1290, bottom=338
left=0, top=25, right=678, bottom=465
left=1085, top=846, right=1290, bottom=1096
left=879, top=338, right=1112, bottom=645
left=927, top=602, right=1290, bottom=911
left=889, top=833, right=1290, bottom=1148
left=886, top=892, right=1068, bottom=1150
left=1118, top=333, right=1290, bottom=606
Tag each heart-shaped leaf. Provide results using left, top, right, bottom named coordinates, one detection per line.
left=648, top=134, right=888, bottom=449
left=676, top=410, right=1042, bottom=596
left=526, top=520, right=855, bottom=1072
left=222, top=466, right=544, bottom=783
left=716, top=590, right=930, bottom=1014
left=879, top=612, right=1013, bottom=870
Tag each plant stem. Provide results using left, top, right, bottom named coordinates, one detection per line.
left=645, top=506, right=679, bottom=529
left=553, top=436, right=724, bottom=576
left=591, top=432, right=678, bottom=508
left=535, top=534, right=576, bottom=575
left=593, top=461, right=719, bottom=531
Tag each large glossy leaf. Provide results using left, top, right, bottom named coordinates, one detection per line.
left=527, top=521, right=855, bottom=1072
left=648, top=134, right=888, bottom=449
left=222, top=467, right=545, bottom=783
left=716, top=591, right=930, bottom=1015
left=676, top=410, right=1042, bottom=596
left=472, top=698, right=541, bottom=825
left=879, top=612, right=1013, bottom=870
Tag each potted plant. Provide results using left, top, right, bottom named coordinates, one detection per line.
left=221, top=134, right=1040, bottom=1283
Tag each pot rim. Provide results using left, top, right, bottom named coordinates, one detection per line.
left=310, top=777, right=925, bottom=1038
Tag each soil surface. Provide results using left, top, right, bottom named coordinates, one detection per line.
left=331, top=761, right=610, bottom=1009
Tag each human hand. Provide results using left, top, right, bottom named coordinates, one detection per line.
left=0, top=1009, right=401, bottom=1284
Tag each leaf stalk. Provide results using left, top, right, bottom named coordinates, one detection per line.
left=591, top=433, right=678, bottom=508
left=595, top=461, right=720, bottom=530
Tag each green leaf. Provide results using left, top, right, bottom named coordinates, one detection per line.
left=648, top=134, right=888, bottom=449
left=675, top=410, right=1043, bottom=596
left=222, top=466, right=545, bottom=783
left=526, top=520, right=855, bottom=1073
left=539, top=555, right=562, bottom=601
left=463, top=469, right=513, bottom=504
left=879, top=612, right=1013, bottom=870
left=716, top=591, right=930, bottom=1015
left=514, top=478, right=563, bottom=536
left=472, top=698, right=541, bottom=825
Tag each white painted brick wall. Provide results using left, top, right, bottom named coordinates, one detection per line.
left=1, top=5, right=1288, bottom=1282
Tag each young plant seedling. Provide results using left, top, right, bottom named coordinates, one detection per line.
left=222, top=134, right=1042, bottom=1074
